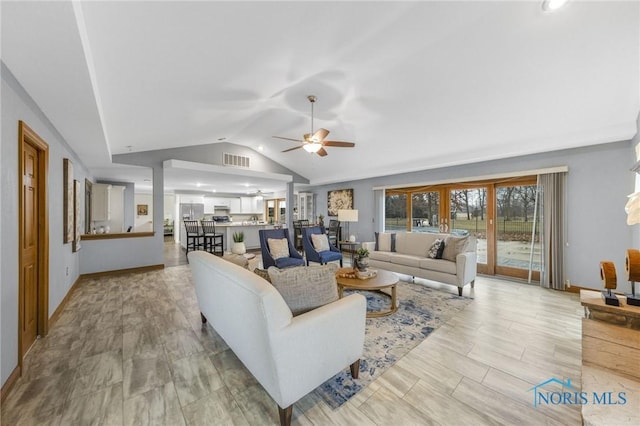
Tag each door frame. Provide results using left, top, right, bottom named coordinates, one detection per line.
left=18, top=120, right=49, bottom=368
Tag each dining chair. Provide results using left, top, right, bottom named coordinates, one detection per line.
left=327, top=219, right=340, bottom=246
left=184, top=220, right=203, bottom=258
left=201, top=220, right=224, bottom=256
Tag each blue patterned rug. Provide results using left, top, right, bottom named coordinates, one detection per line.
left=314, top=281, right=472, bottom=408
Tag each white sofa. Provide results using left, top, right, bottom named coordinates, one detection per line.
left=188, top=251, right=366, bottom=426
left=362, top=232, right=477, bottom=296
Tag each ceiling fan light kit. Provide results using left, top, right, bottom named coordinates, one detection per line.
left=272, top=95, right=356, bottom=156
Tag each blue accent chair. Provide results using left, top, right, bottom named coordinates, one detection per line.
left=302, top=226, right=343, bottom=267
left=259, top=228, right=305, bottom=269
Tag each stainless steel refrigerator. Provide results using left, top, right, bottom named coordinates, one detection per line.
left=180, top=203, right=205, bottom=220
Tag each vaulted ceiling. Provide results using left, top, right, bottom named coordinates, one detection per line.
left=2, top=1, right=639, bottom=191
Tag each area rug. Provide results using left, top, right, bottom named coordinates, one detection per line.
left=314, top=282, right=472, bottom=408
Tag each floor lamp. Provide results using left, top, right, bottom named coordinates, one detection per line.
left=338, top=209, right=359, bottom=242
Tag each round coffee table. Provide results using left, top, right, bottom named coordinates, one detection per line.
left=335, top=268, right=399, bottom=318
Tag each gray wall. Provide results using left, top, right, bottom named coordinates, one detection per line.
left=305, top=140, right=634, bottom=292
left=1, top=63, right=91, bottom=385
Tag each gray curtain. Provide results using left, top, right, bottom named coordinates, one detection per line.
left=540, top=172, right=567, bottom=290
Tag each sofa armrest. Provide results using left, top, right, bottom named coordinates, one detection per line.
left=270, top=293, right=367, bottom=408
left=456, top=251, right=477, bottom=287
left=362, top=241, right=376, bottom=252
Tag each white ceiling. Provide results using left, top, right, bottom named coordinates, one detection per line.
left=2, top=1, right=639, bottom=192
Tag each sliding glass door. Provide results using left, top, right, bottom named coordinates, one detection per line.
left=383, top=176, right=540, bottom=280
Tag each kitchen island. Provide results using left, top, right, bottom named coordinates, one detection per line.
left=179, top=221, right=281, bottom=252
left=217, top=223, right=280, bottom=251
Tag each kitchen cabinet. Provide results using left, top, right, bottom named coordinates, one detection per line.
left=239, top=196, right=264, bottom=214
left=92, top=183, right=111, bottom=221
left=298, top=192, right=315, bottom=222
left=229, top=198, right=241, bottom=213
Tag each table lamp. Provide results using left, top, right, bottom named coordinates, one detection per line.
left=338, top=209, right=358, bottom=242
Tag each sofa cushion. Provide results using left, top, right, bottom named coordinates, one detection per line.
left=427, top=239, right=444, bottom=259
left=267, top=264, right=339, bottom=316
left=370, top=250, right=393, bottom=262
left=268, top=238, right=290, bottom=259
left=395, top=232, right=437, bottom=257
left=419, top=258, right=457, bottom=274
left=375, top=232, right=396, bottom=252
left=311, top=233, right=330, bottom=252
left=442, top=235, right=470, bottom=261
left=387, top=253, right=422, bottom=268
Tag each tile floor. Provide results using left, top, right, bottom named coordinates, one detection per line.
left=1, top=258, right=584, bottom=425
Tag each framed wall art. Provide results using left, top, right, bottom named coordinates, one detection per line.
left=63, top=158, right=74, bottom=243
left=327, top=188, right=354, bottom=216
left=137, top=204, right=148, bottom=216
left=73, top=179, right=82, bottom=252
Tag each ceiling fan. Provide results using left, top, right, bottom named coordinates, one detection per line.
left=272, top=95, right=356, bottom=156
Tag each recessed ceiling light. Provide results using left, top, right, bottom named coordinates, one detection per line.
left=212, top=189, right=217, bottom=193
left=196, top=182, right=202, bottom=187
left=258, top=145, right=264, bottom=152
left=542, top=0, right=569, bottom=12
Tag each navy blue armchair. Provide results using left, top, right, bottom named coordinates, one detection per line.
left=302, top=226, right=343, bottom=267
left=259, top=228, right=305, bottom=269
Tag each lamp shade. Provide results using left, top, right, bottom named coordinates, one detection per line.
left=338, top=209, right=358, bottom=222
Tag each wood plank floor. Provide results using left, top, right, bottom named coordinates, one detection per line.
left=1, top=262, right=583, bottom=425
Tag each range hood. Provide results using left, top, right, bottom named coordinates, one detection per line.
left=214, top=205, right=229, bottom=210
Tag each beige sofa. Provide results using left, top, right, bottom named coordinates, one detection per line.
left=188, top=251, right=366, bottom=426
left=362, top=232, right=477, bottom=296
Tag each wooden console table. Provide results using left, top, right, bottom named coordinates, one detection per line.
left=580, top=290, right=640, bottom=426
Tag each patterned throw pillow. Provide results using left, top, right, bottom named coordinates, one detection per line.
left=267, top=264, right=339, bottom=316
left=427, top=239, right=444, bottom=259
left=311, top=233, right=330, bottom=251
left=268, top=238, right=290, bottom=259
left=254, top=268, right=271, bottom=283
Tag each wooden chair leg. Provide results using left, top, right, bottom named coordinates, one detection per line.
left=278, top=405, right=292, bottom=426
left=350, top=359, right=360, bottom=379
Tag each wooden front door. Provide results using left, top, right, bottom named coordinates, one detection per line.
left=18, top=121, right=49, bottom=366
left=21, top=142, right=39, bottom=355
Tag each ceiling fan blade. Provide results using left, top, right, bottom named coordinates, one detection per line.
left=282, top=145, right=304, bottom=153
left=273, top=136, right=304, bottom=143
left=311, top=128, right=330, bottom=143
left=322, top=141, right=356, bottom=148
left=316, top=147, right=328, bottom=157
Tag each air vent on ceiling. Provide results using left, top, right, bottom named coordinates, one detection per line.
left=223, top=152, right=250, bottom=168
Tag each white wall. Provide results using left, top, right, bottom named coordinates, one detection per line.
left=305, top=140, right=635, bottom=292
left=1, top=63, right=91, bottom=386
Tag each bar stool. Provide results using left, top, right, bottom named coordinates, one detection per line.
left=201, top=220, right=224, bottom=256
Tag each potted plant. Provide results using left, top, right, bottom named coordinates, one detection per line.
left=318, top=214, right=325, bottom=227
left=354, top=247, right=370, bottom=271
left=231, top=231, right=246, bottom=254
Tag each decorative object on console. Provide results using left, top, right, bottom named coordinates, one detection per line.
left=338, top=209, right=358, bottom=242
left=600, top=260, right=619, bottom=306
left=328, top=189, right=354, bottom=216
left=625, top=249, right=640, bottom=306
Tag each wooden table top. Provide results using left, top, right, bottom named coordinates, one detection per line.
left=580, top=289, right=640, bottom=319
left=335, top=268, right=399, bottom=290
